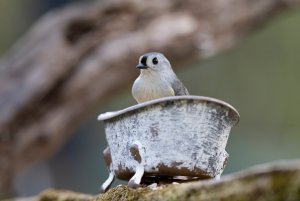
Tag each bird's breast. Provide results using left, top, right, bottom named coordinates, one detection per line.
left=132, top=76, right=175, bottom=103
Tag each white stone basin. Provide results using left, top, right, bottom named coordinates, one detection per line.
left=98, top=96, right=240, bottom=192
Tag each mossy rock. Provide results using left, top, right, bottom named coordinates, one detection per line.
left=38, top=161, right=300, bottom=201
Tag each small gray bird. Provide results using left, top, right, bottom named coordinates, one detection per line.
left=132, top=52, right=189, bottom=103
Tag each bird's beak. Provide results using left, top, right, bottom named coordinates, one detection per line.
left=136, top=64, right=149, bottom=69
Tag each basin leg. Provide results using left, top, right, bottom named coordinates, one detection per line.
left=128, top=142, right=145, bottom=188
left=100, top=147, right=115, bottom=193
left=215, top=174, right=221, bottom=180
left=128, top=164, right=145, bottom=188
left=100, top=171, right=115, bottom=193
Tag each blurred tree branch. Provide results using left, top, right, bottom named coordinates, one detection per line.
left=0, top=0, right=299, bottom=196
left=37, top=160, right=300, bottom=201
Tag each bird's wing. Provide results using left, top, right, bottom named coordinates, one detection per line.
left=171, top=78, right=189, bottom=95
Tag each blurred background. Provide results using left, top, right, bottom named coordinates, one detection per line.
left=1, top=0, right=300, bottom=198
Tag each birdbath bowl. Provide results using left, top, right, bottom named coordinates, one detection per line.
left=98, top=95, right=240, bottom=192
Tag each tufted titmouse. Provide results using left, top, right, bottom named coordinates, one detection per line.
left=132, top=52, right=189, bottom=103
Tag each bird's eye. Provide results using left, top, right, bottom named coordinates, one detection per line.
left=152, top=57, right=158, bottom=65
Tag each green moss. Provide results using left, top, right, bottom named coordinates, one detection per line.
left=141, top=185, right=184, bottom=201
left=96, top=185, right=151, bottom=201
left=271, top=171, right=300, bottom=201
left=39, top=189, right=94, bottom=201
left=96, top=184, right=192, bottom=201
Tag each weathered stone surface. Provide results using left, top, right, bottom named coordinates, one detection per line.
left=35, top=160, right=300, bottom=201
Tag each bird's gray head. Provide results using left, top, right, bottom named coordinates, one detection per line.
left=136, top=52, right=172, bottom=72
